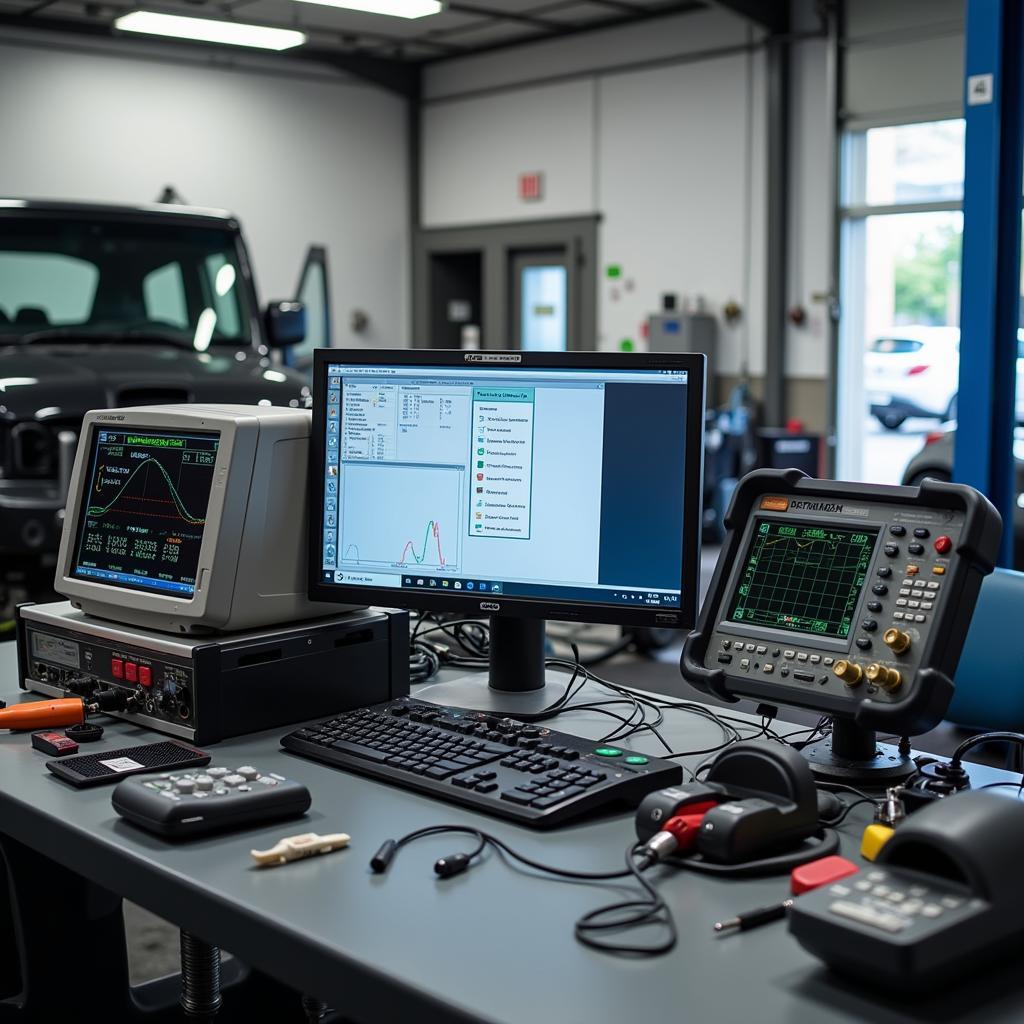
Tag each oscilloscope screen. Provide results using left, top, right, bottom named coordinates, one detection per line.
left=726, top=519, right=880, bottom=639
left=70, top=427, right=220, bottom=596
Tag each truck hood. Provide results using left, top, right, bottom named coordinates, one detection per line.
left=0, top=344, right=307, bottom=420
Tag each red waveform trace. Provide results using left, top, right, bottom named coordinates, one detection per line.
left=399, top=519, right=446, bottom=567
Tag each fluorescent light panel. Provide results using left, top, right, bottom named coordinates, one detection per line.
left=115, top=12, right=306, bottom=50
left=292, top=0, right=442, bottom=19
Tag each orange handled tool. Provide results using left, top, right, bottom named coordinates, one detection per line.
left=0, top=698, right=85, bottom=731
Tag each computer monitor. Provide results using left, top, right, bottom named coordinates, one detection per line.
left=56, top=404, right=358, bottom=634
left=308, top=349, right=706, bottom=711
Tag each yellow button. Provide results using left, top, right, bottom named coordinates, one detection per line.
left=861, top=823, right=895, bottom=862
left=933, top=566, right=946, bottom=575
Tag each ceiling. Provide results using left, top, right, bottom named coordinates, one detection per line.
left=0, top=0, right=786, bottom=89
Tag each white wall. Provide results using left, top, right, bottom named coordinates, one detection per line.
left=0, top=33, right=410, bottom=347
left=422, top=80, right=596, bottom=227
left=420, top=7, right=770, bottom=376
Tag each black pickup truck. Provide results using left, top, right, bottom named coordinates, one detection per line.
left=0, top=199, right=318, bottom=625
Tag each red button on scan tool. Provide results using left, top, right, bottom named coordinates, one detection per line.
left=934, top=535, right=953, bottom=555
left=138, top=666, right=152, bottom=688
left=125, top=662, right=138, bottom=683
left=111, top=658, right=124, bottom=679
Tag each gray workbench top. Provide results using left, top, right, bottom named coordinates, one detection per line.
left=2, top=644, right=1021, bottom=1024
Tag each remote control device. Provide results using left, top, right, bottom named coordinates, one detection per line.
left=112, top=765, right=311, bottom=838
left=683, top=470, right=1000, bottom=737
left=789, top=792, right=1024, bottom=991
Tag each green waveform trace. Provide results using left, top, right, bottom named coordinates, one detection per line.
left=87, top=456, right=206, bottom=526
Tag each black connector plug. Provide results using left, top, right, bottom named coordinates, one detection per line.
left=434, top=853, right=471, bottom=879
left=370, top=839, right=398, bottom=874
left=94, top=688, right=130, bottom=711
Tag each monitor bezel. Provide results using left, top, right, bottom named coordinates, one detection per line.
left=307, top=348, right=706, bottom=629
left=55, top=406, right=253, bottom=623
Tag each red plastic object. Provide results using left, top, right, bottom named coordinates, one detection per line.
left=790, top=855, right=859, bottom=895
left=661, top=801, right=719, bottom=854
left=138, top=666, right=152, bottom=688
left=934, top=535, right=953, bottom=555
left=111, top=658, right=124, bottom=679
left=125, top=662, right=138, bottom=683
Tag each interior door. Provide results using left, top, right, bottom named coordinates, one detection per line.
left=510, top=250, right=570, bottom=352
left=285, top=245, right=330, bottom=371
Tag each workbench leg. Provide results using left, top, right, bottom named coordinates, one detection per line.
left=179, top=931, right=223, bottom=1022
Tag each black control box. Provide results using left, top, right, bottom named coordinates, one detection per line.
left=17, top=601, right=409, bottom=745
left=682, top=470, right=1000, bottom=736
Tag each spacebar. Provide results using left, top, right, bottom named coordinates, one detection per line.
left=329, top=740, right=391, bottom=764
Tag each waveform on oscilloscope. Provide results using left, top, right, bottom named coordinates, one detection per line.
left=87, top=457, right=206, bottom=525
left=399, top=520, right=446, bottom=567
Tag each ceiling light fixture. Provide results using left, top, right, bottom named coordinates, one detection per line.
left=292, top=0, right=442, bottom=20
left=114, top=12, right=306, bottom=50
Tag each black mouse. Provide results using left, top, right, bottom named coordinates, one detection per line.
left=816, top=789, right=843, bottom=821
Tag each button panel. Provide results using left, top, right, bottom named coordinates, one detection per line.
left=26, top=625, right=195, bottom=729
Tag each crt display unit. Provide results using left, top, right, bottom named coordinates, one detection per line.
left=70, top=426, right=219, bottom=597
left=309, top=349, right=706, bottom=709
left=56, top=404, right=357, bottom=634
left=682, top=469, right=1001, bottom=782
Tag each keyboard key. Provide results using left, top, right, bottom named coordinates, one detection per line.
left=500, top=790, right=535, bottom=805
left=330, top=740, right=391, bottom=763
left=475, top=781, right=498, bottom=793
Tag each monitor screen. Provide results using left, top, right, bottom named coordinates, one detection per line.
left=727, top=519, right=880, bottom=639
left=314, top=358, right=696, bottom=612
left=70, top=427, right=219, bottom=596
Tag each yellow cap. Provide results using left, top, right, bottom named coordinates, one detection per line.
left=861, top=823, right=895, bottom=862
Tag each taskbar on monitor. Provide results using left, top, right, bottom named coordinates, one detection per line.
left=320, top=570, right=680, bottom=608
left=73, top=566, right=195, bottom=595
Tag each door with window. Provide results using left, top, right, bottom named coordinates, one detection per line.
left=414, top=218, right=596, bottom=350
left=284, top=246, right=330, bottom=372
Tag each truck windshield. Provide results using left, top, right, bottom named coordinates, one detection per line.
left=0, top=216, right=251, bottom=348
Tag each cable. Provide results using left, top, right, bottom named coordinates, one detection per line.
left=574, top=844, right=677, bottom=955
left=950, top=731, right=1024, bottom=769
left=370, top=825, right=676, bottom=957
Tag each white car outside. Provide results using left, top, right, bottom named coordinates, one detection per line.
left=866, top=326, right=1024, bottom=430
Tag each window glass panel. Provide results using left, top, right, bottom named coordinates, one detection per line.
left=143, top=262, right=188, bottom=328
left=520, top=265, right=567, bottom=352
left=0, top=253, right=98, bottom=325
left=865, top=119, right=965, bottom=205
left=203, top=252, right=242, bottom=338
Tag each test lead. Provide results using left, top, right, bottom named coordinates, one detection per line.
left=714, top=899, right=793, bottom=934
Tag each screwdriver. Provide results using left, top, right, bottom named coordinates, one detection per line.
left=0, top=698, right=89, bottom=731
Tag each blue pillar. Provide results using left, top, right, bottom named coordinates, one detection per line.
left=955, top=0, right=1023, bottom=567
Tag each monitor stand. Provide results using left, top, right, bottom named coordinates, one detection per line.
left=800, top=718, right=916, bottom=786
left=414, top=616, right=569, bottom=715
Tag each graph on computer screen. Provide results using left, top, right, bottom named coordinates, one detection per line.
left=339, top=463, right=463, bottom=572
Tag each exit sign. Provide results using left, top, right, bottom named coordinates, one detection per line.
left=518, top=172, right=543, bottom=201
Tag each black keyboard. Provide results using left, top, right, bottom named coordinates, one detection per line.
left=281, top=697, right=682, bottom=827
